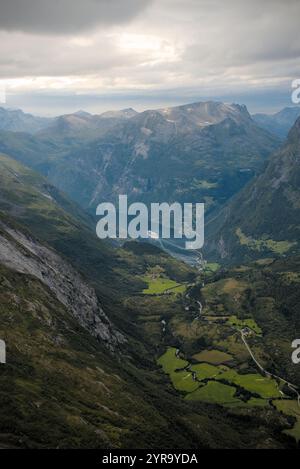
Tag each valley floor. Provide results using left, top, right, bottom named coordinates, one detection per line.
left=129, top=255, right=300, bottom=448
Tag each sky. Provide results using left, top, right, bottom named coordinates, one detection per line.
left=0, top=0, right=299, bottom=116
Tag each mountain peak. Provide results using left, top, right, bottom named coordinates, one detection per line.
left=100, top=108, right=138, bottom=119
left=156, top=100, right=252, bottom=131
left=121, top=107, right=137, bottom=114
left=74, top=110, right=92, bottom=118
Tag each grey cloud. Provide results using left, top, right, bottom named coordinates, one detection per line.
left=0, top=0, right=152, bottom=34
left=179, top=0, right=300, bottom=70
left=0, top=0, right=299, bottom=110
left=0, top=33, right=138, bottom=77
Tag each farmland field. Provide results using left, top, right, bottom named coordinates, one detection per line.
left=185, top=381, right=240, bottom=405
left=170, top=370, right=200, bottom=392
left=157, top=347, right=199, bottom=392
left=273, top=400, right=300, bottom=442
left=227, top=316, right=262, bottom=335
left=216, top=370, right=281, bottom=398
left=190, top=363, right=223, bottom=381
left=142, top=275, right=186, bottom=295
left=192, top=349, right=233, bottom=365
left=157, top=347, right=188, bottom=373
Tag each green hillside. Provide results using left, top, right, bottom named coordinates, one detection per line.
left=206, top=117, right=300, bottom=264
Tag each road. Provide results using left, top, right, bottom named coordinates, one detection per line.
left=240, top=329, right=300, bottom=406
left=196, top=300, right=203, bottom=320
left=185, top=252, right=300, bottom=406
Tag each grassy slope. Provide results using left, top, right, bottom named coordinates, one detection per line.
left=0, top=264, right=208, bottom=449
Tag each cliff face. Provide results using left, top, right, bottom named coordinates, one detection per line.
left=0, top=219, right=124, bottom=350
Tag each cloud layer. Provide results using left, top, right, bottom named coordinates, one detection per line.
left=0, top=0, right=152, bottom=33
left=0, top=0, right=299, bottom=113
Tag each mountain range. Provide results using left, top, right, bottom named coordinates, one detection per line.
left=253, top=107, right=300, bottom=139
left=36, top=108, right=138, bottom=144
left=0, top=101, right=280, bottom=215
left=0, top=107, right=52, bottom=134
left=205, top=116, right=300, bottom=263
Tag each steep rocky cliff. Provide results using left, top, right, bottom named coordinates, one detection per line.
left=0, top=218, right=124, bottom=350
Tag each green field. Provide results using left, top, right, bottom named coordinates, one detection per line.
left=158, top=346, right=281, bottom=406
left=170, top=371, right=200, bottom=392
left=157, top=348, right=199, bottom=392
left=204, top=262, right=221, bottom=273
left=227, top=315, right=262, bottom=335
left=157, top=347, right=188, bottom=373
left=142, top=275, right=185, bottom=295
left=190, top=363, right=223, bottom=381
left=216, top=369, right=281, bottom=398
left=236, top=228, right=295, bottom=255
left=193, top=349, right=233, bottom=365
left=223, top=398, right=269, bottom=408
left=185, top=381, right=240, bottom=405
left=273, top=400, right=300, bottom=442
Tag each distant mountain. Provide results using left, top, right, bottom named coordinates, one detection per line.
left=41, top=101, right=280, bottom=212
left=0, top=101, right=280, bottom=218
left=0, top=129, right=63, bottom=172
left=0, top=110, right=141, bottom=180
left=0, top=107, right=52, bottom=134
left=206, top=116, right=300, bottom=263
left=37, top=108, right=138, bottom=144
left=157, top=101, right=253, bottom=130
left=253, top=107, right=300, bottom=139
left=99, top=107, right=138, bottom=119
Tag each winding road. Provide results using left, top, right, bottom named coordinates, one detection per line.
left=196, top=300, right=203, bottom=320
left=240, top=329, right=300, bottom=406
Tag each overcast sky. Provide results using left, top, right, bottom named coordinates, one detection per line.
left=0, top=0, right=299, bottom=115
